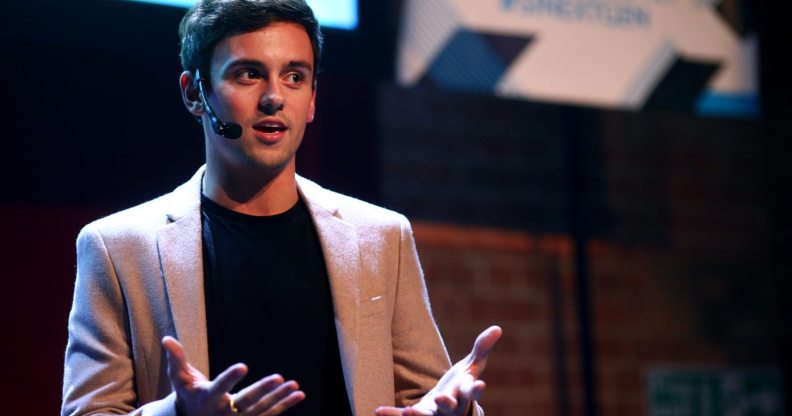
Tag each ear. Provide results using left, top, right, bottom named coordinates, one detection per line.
left=180, top=71, right=204, bottom=117
left=307, top=83, right=317, bottom=123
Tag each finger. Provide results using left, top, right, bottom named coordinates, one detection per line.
left=458, top=379, right=486, bottom=403
left=233, top=373, right=285, bottom=410
left=434, top=392, right=458, bottom=414
left=374, top=406, right=403, bottom=416
left=258, top=390, right=306, bottom=416
left=375, top=407, right=421, bottom=416
left=207, top=363, right=248, bottom=399
left=468, top=326, right=503, bottom=370
left=242, top=380, right=302, bottom=414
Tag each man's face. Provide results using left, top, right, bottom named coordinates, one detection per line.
left=203, top=22, right=316, bottom=176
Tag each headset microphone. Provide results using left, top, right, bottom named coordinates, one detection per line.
left=195, top=69, right=243, bottom=139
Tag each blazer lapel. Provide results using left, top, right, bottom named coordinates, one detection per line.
left=298, top=176, right=364, bottom=414
left=157, top=168, right=210, bottom=375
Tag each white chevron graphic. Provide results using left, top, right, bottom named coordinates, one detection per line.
left=397, top=0, right=756, bottom=110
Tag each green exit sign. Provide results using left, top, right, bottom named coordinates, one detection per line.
left=648, top=367, right=786, bottom=416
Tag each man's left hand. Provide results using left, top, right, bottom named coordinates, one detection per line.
left=374, top=325, right=502, bottom=416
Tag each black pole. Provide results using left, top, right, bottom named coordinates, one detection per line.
left=550, top=262, right=572, bottom=416
left=562, top=106, right=599, bottom=416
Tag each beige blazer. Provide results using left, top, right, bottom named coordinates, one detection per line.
left=62, top=167, right=480, bottom=416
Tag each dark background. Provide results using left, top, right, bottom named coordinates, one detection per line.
left=0, top=0, right=789, bottom=414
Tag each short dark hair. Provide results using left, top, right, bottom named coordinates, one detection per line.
left=179, top=0, right=323, bottom=81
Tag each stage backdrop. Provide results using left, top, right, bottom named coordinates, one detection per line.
left=397, top=0, right=758, bottom=117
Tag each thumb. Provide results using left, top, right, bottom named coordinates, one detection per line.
left=162, top=336, right=192, bottom=385
left=468, top=326, right=502, bottom=373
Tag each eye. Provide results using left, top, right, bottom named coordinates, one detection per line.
left=285, top=72, right=304, bottom=85
left=236, top=69, right=262, bottom=82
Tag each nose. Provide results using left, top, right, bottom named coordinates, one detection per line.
left=260, top=83, right=284, bottom=115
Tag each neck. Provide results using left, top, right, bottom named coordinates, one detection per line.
left=203, top=161, right=299, bottom=216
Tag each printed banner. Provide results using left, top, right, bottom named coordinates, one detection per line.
left=396, top=0, right=758, bottom=116
left=647, top=367, right=785, bottom=415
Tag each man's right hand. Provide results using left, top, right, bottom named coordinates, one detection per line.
left=162, top=336, right=305, bottom=415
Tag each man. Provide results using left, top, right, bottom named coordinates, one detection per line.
left=62, top=1, right=501, bottom=415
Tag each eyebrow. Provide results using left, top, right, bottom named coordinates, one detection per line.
left=220, top=59, right=264, bottom=76
left=222, top=59, right=314, bottom=75
left=285, top=60, right=313, bottom=73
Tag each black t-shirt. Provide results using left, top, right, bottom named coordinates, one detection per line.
left=201, top=195, right=352, bottom=415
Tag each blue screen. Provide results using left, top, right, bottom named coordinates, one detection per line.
left=123, top=0, right=358, bottom=30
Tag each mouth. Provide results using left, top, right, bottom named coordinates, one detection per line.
left=253, top=120, right=288, bottom=143
left=253, top=121, right=287, bottom=134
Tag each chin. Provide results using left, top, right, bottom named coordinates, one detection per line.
left=247, top=154, right=295, bottom=175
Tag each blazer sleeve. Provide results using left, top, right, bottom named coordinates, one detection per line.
left=391, top=217, right=484, bottom=415
left=62, top=224, right=178, bottom=416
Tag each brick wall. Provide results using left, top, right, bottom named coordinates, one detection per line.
left=413, top=220, right=780, bottom=416
left=383, top=86, right=782, bottom=415
left=414, top=223, right=577, bottom=415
